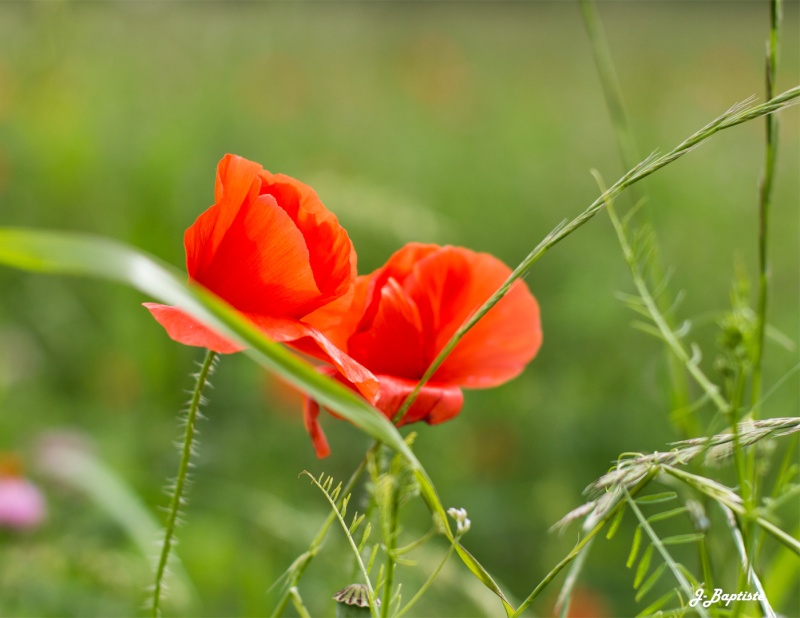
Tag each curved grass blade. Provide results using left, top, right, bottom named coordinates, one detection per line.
left=0, top=228, right=513, bottom=613
left=0, top=228, right=415, bottom=463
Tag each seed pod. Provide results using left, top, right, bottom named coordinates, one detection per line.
left=333, top=584, right=380, bottom=617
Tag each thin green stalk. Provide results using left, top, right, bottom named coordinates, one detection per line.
left=393, top=86, right=800, bottom=424
left=511, top=475, right=654, bottom=618
left=721, top=505, right=776, bottom=618
left=605, top=194, right=729, bottom=416
left=580, top=0, right=695, bottom=436
left=624, top=489, right=710, bottom=618
left=379, top=476, right=399, bottom=618
left=270, top=442, right=378, bottom=617
left=752, top=0, right=782, bottom=416
left=395, top=533, right=463, bottom=618
left=579, top=0, right=640, bottom=175
left=303, top=472, right=379, bottom=618
left=289, top=587, right=312, bottom=618
left=151, top=349, right=217, bottom=618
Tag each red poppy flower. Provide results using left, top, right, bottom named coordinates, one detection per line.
left=144, top=154, right=377, bottom=400
left=304, top=243, right=542, bottom=458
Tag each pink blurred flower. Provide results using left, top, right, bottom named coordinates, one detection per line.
left=0, top=457, right=45, bottom=530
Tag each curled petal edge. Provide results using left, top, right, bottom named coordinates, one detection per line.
left=143, top=303, right=379, bottom=402
left=302, top=372, right=464, bottom=458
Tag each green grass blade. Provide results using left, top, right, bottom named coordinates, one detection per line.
left=0, top=228, right=415, bottom=463
left=0, top=227, right=515, bottom=612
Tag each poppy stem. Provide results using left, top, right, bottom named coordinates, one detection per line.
left=151, top=349, right=218, bottom=617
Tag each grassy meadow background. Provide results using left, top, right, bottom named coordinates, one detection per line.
left=1, top=2, right=798, bottom=616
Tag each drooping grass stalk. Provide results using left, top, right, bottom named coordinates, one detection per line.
left=270, top=442, right=377, bottom=617
left=151, top=349, right=217, bottom=618
left=752, top=0, right=783, bottom=416
left=555, top=419, right=800, bottom=553
left=393, top=86, right=800, bottom=423
left=662, top=465, right=800, bottom=556
left=302, top=471, right=379, bottom=618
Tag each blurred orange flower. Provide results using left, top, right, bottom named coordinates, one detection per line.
left=304, top=243, right=542, bottom=457
left=144, top=154, right=377, bottom=400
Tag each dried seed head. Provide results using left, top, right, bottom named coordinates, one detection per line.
left=333, top=583, right=380, bottom=608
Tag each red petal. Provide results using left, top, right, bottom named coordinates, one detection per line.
left=143, top=303, right=243, bottom=353
left=355, top=243, right=440, bottom=334
left=407, top=247, right=542, bottom=387
left=304, top=273, right=371, bottom=350
left=348, top=277, right=427, bottom=380
left=303, top=396, right=331, bottom=458
left=192, top=193, right=324, bottom=318
left=259, top=172, right=355, bottom=302
left=372, top=375, right=464, bottom=426
left=187, top=154, right=263, bottom=277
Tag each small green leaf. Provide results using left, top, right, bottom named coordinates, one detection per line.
left=627, top=526, right=642, bottom=568
left=635, top=562, right=667, bottom=602
left=634, top=544, right=654, bottom=589
left=635, top=588, right=677, bottom=617
left=635, top=492, right=678, bottom=504
left=661, top=533, right=705, bottom=546
left=606, top=505, right=626, bottom=540
left=646, top=506, right=688, bottom=523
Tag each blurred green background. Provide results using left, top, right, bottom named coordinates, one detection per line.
left=0, top=2, right=798, bottom=616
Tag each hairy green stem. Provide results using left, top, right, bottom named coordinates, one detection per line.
left=151, top=349, right=217, bottom=617
left=393, top=86, right=800, bottom=424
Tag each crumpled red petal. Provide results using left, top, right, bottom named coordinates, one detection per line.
left=259, top=172, right=354, bottom=301
left=302, top=396, right=331, bottom=459
left=373, top=375, right=464, bottom=426
left=301, top=370, right=463, bottom=459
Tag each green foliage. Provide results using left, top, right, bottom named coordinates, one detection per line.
left=1, top=3, right=798, bottom=616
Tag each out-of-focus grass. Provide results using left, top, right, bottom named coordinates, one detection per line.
left=0, top=3, right=797, bottom=616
